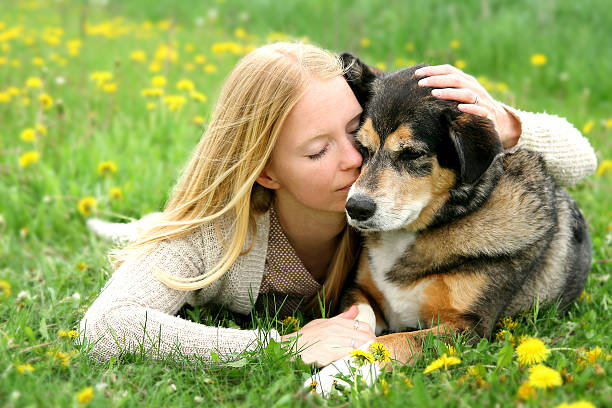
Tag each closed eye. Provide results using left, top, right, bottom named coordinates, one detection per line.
left=399, top=150, right=425, bottom=161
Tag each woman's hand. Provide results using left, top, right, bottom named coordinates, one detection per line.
left=280, top=305, right=376, bottom=368
left=415, top=64, right=521, bottom=149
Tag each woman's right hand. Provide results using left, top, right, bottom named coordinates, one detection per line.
left=280, top=305, right=376, bottom=367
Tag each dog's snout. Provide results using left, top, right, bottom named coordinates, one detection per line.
left=346, top=195, right=377, bottom=221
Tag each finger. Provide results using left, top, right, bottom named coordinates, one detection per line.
left=418, top=73, right=474, bottom=90
left=336, top=305, right=358, bottom=319
left=414, top=64, right=460, bottom=77
left=431, top=88, right=480, bottom=104
left=457, top=104, right=490, bottom=118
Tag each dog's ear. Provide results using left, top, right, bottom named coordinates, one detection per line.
left=339, top=52, right=383, bottom=107
left=446, top=113, right=504, bottom=185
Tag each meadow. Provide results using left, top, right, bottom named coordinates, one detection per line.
left=0, top=0, right=611, bottom=406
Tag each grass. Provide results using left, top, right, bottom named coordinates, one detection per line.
left=1, top=0, right=611, bottom=406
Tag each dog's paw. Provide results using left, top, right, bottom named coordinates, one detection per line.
left=304, top=355, right=381, bottom=396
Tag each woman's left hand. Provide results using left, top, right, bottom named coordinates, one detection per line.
left=415, top=64, right=521, bottom=149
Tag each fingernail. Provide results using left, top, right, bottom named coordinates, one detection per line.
left=415, top=68, right=426, bottom=76
left=418, top=78, right=428, bottom=86
left=431, top=89, right=441, bottom=96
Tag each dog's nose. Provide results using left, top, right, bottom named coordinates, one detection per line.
left=346, top=196, right=377, bottom=221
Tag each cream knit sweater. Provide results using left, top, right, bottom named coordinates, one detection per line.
left=79, top=107, right=597, bottom=363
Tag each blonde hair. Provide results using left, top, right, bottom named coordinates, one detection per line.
left=111, top=42, right=360, bottom=314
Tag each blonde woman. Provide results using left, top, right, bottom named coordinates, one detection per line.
left=80, top=42, right=596, bottom=368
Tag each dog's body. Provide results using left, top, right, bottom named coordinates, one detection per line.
left=338, top=54, right=592, bottom=364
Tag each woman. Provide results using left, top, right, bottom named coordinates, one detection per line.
left=80, top=42, right=596, bottom=368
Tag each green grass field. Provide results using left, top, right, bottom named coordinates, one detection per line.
left=1, top=0, right=611, bottom=406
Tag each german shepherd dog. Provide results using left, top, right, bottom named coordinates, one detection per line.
left=337, top=53, right=592, bottom=366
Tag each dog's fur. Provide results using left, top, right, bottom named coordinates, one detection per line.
left=338, top=53, right=592, bottom=365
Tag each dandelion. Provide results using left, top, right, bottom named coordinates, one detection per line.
left=0, top=280, right=11, bottom=297
left=20, top=128, right=36, bottom=142
left=176, top=78, right=195, bottom=91
left=379, top=378, right=389, bottom=395
left=555, top=402, right=596, bottom=408
left=90, top=71, right=113, bottom=86
left=450, top=40, right=461, bottom=49
left=16, top=363, right=34, bottom=374
left=67, top=330, right=78, bottom=339
left=19, top=151, right=40, bottom=167
left=528, top=364, right=562, bottom=389
left=531, top=53, right=547, bottom=66
left=423, top=353, right=461, bottom=373
left=192, top=115, right=206, bottom=126
left=36, top=124, right=47, bottom=135
left=517, top=381, right=536, bottom=400
left=404, top=42, right=415, bottom=52
left=25, top=77, right=43, bottom=88
left=184, top=43, right=195, bottom=52
left=454, top=59, right=467, bottom=70
left=360, top=37, right=371, bottom=48
left=141, top=88, right=164, bottom=97
left=596, top=160, right=612, bottom=176
left=309, top=380, right=317, bottom=390
left=445, top=344, right=456, bottom=355
left=606, top=118, right=612, bottom=129
left=77, top=197, right=97, bottom=216
left=151, top=75, right=167, bottom=87
left=404, top=377, right=413, bottom=388
left=148, top=61, right=162, bottom=73
left=369, top=342, right=390, bottom=362
left=66, top=39, right=82, bottom=56
left=130, top=50, right=147, bottom=63
left=496, top=329, right=514, bottom=342
left=495, top=82, right=509, bottom=93
left=516, top=337, right=550, bottom=365
left=350, top=349, right=375, bottom=366
left=76, top=386, right=94, bottom=404
left=0, top=91, right=10, bottom=102
left=146, top=102, right=156, bottom=110
left=38, top=93, right=53, bottom=109
left=190, top=91, right=207, bottom=102
left=109, top=187, right=123, bottom=200
left=498, top=317, right=518, bottom=330
left=234, top=28, right=247, bottom=39
left=163, top=95, right=187, bottom=112
left=375, top=62, right=387, bottom=71
left=32, top=57, right=45, bottom=66
left=582, top=120, right=594, bottom=134
left=58, top=330, right=68, bottom=338
left=194, top=55, right=207, bottom=64
left=101, top=82, right=117, bottom=93
left=77, top=261, right=88, bottom=270
left=204, top=64, right=217, bottom=73
left=97, top=161, right=117, bottom=176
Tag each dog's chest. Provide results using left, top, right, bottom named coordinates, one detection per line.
left=367, top=230, right=432, bottom=331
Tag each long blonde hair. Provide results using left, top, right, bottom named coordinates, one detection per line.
left=111, top=42, right=360, bottom=314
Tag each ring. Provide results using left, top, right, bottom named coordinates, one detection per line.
left=473, top=95, right=479, bottom=105
left=350, top=336, right=356, bottom=348
left=353, top=319, right=360, bottom=330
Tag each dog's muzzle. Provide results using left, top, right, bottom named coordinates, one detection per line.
left=346, top=195, right=377, bottom=222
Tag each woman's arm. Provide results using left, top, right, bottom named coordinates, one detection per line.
left=415, top=65, right=597, bottom=187
left=79, top=231, right=280, bottom=363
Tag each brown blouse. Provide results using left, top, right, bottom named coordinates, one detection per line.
left=254, top=206, right=322, bottom=319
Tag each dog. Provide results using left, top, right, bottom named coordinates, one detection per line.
left=309, top=53, right=592, bottom=394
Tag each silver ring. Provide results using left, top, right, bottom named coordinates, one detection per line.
left=350, top=336, right=356, bottom=348
left=473, top=95, right=479, bottom=105
left=353, top=319, right=360, bottom=330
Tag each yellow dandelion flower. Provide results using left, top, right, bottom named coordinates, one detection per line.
left=516, top=337, right=550, bottom=365
left=476, top=75, right=494, bottom=91
left=32, top=57, right=45, bottom=66
left=192, top=115, right=206, bottom=125
left=528, top=364, right=562, bottom=389
left=176, top=78, right=195, bottom=91
left=130, top=50, right=147, bottom=63
left=148, top=61, right=162, bottom=73
left=0, top=92, right=10, bottom=103
left=380, top=378, right=389, bottom=395
left=146, top=102, right=156, bottom=110
left=194, top=55, right=207, bottom=64
left=454, top=59, right=467, bottom=69
left=555, top=401, right=596, bottom=408
left=423, top=353, right=461, bottom=373
left=141, top=88, right=164, bottom=97
left=405, top=42, right=415, bottom=52
left=67, top=330, right=78, bottom=339
left=0, top=56, right=5, bottom=65
left=77, top=197, right=97, bottom=216
left=350, top=349, right=375, bottom=366
left=151, top=75, right=167, bottom=87
left=404, top=377, right=413, bottom=388
left=38, top=93, right=53, bottom=109
left=36, top=124, right=47, bottom=135
left=375, top=62, right=387, bottom=71
left=20, top=128, right=36, bottom=142
left=90, top=71, right=113, bottom=86
left=58, top=330, right=68, bottom=338
left=446, top=344, right=456, bottom=355
left=531, top=53, right=547, bottom=66
left=310, top=379, right=317, bottom=389
left=584, top=346, right=605, bottom=363
left=190, top=91, right=207, bottom=102
left=0, top=280, right=11, bottom=297
left=517, top=381, right=535, bottom=400
left=596, top=160, right=612, bottom=176
left=496, top=329, right=514, bottom=342
left=101, top=82, right=117, bottom=93
left=16, top=363, right=34, bottom=374
left=184, top=43, right=195, bottom=52
left=19, top=151, right=40, bottom=167
left=109, top=187, right=123, bottom=200
left=495, top=82, right=509, bottom=93
left=97, top=161, right=117, bottom=176
left=11, top=59, right=21, bottom=67
left=267, top=32, right=289, bottom=42
left=234, top=28, right=247, bottom=39
left=25, top=77, right=43, bottom=89
left=76, top=386, right=94, bottom=404
left=450, top=40, right=461, bottom=49
left=204, top=64, right=217, bottom=73
left=582, top=120, right=594, bottom=134
left=360, top=37, right=371, bottom=48
left=77, top=261, right=87, bottom=270
left=605, top=118, right=612, bottom=129
left=369, top=342, right=391, bottom=362
left=163, top=95, right=187, bottom=112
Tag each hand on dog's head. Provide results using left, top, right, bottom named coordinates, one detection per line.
left=340, top=52, right=503, bottom=186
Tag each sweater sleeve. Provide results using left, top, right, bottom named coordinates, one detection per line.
left=502, top=104, right=597, bottom=187
left=79, top=227, right=280, bottom=364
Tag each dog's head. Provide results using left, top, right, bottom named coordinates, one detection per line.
left=341, top=53, right=503, bottom=232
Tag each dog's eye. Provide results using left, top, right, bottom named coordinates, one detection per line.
left=399, top=150, right=424, bottom=161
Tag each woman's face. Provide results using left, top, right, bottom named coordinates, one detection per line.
left=259, top=75, right=363, bottom=214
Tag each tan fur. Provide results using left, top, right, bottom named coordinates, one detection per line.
left=384, top=124, right=419, bottom=152
left=357, top=118, right=380, bottom=150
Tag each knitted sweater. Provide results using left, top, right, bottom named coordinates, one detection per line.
left=79, top=107, right=597, bottom=363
